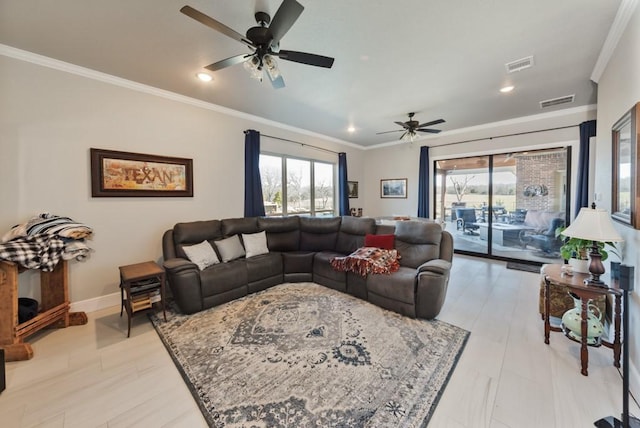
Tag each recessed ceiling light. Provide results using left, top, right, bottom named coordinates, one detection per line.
left=500, top=85, right=514, bottom=93
left=196, top=72, right=212, bottom=82
left=347, top=126, right=356, bottom=133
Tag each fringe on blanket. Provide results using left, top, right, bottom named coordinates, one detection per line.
left=330, top=247, right=400, bottom=277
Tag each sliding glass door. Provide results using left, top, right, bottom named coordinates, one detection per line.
left=435, top=156, right=490, bottom=254
left=434, top=148, right=570, bottom=264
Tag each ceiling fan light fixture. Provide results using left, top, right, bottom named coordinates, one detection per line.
left=263, top=54, right=280, bottom=79
left=244, top=56, right=263, bottom=81
left=401, top=130, right=418, bottom=143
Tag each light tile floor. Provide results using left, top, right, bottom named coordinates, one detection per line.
left=1, top=255, right=637, bottom=427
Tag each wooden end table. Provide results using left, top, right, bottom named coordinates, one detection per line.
left=119, top=261, right=166, bottom=337
left=543, top=264, right=621, bottom=376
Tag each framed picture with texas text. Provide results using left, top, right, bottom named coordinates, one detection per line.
left=380, top=178, right=407, bottom=198
left=90, top=148, right=193, bottom=197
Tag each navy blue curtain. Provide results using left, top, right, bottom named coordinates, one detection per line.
left=574, top=120, right=597, bottom=214
left=338, top=152, right=350, bottom=216
left=417, top=146, right=430, bottom=218
left=244, top=129, right=266, bottom=217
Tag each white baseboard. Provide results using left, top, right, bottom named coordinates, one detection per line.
left=70, top=292, right=120, bottom=313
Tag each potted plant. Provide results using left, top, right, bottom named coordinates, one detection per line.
left=555, top=226, right=617, bottom=273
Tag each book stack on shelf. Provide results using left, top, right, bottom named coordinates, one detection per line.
left=126, top=277, right=161, bottom=312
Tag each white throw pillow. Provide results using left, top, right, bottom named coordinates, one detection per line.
left=215, top=235, right=246, bottom=262
left=242, top=231, right=269, bottom=258
left=182, top=240, right=220, bottom=270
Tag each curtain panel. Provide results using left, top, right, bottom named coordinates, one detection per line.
left=417, top=146, right=430, bottom=218
left=338, top=153, right=350, bottom=216
left=574, top=120, right=596, bottom=215
left=244, top=129, right=266, bottom=217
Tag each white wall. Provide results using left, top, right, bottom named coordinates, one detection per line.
left=0, top=53, right=363, bottom=304
left=593, top=2, right=640, bottom=396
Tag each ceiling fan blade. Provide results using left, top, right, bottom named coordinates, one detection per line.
left=269, top=0, right=304, bottom=45
left=204, top=54, right=251, bottom=72
left=394, top=121, right=410, bottom=129
left=277, top=50, right=334, bottom=68
left=268, top=73, right=286, bottom=89
left=399, top=131, right=408, bottom=140
left=375, top=130, right=404, bottom=135
left=416, top=128, right=442, bottom=134
left=180, top=5, right=254, bottom=48
left=417, top=118, right=445, bottom=128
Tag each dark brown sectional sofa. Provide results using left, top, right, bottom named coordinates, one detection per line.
left=162, top=216, right=453, bottom=320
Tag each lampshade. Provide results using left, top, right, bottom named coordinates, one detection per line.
left=562, top=206, right=623, bottom=242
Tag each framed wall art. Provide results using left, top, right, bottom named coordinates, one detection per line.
left=348, top=181, right=359, bottom=198
left=611, top=102, right=639, bottom=227
left=90, top=148, right=193, bottom=197
left=380, top=178, right=407, bottom=199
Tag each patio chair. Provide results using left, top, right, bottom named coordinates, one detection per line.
left=455, top=208, right=480, bottom=235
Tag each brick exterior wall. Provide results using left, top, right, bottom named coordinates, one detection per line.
left=515, top=151, right=567, bottom=212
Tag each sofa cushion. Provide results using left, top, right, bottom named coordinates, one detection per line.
left=283, top=251, right=315, bottom=273
left=367, top=266, right=417, bottom=304
left=523, top=210, right=564, bottom=232
left=173, top=220, right=222, bottom=259
left=222, top=217, right=259, bottom=237
left=364, top=233, right=395, bottom=250
left=335, top=216, right=376, bottom=254
left=258, top=216, right=300, bottom=252
left=215, top=235, right=246, bottom=262
left=313, top=251, right=347, bottom=282
left=395, top=221, right=442, bottom=269
left=200, top=261, right=248, bottom=296
left=242, top=231, right=269, bottom=258
left=182, top=240, right=220, bottom=270
left=246, top=252, right=283, bottom=282
left=300, top=217, right=341, bottom=251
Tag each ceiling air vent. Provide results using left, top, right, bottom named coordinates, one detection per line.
left=505, top=56, right=534, bottom=73
left=539, top=94, right=575, bottom=109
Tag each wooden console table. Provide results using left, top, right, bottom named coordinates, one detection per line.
left=0, top=260, right=87, bottom=361
left=543, top=264, right=621, bottom=376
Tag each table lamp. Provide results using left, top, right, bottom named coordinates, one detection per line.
left=561, top=203, right=623, bottom=286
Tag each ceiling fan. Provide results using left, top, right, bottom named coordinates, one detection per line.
left=181, top=0, right=334, bottom=89
left=376, top=113, right=446, bottom=142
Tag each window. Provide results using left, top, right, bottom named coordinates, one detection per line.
left=260, top=154, right=335, bottom=216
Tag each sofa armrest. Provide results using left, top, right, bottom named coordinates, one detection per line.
left=417, top=259, right=451, bottom=275
left=162, top=258, right=203, bottom=314
left=415, top=259, right=452, bottom=319
left=163, top=257, right=198, bottom=274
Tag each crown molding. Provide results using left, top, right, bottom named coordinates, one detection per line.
left=0, top=44, right=363, bottom=151
left=591, top=0, right=638, bottom=83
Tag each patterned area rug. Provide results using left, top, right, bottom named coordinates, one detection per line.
left=150, top=283, right=469, bottom=427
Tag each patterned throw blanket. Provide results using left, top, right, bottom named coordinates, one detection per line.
left=330, top=247, right=400, bottom=277
left=0, top=213, right=93, bottom=271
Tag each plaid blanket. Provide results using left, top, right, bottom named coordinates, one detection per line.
left=0, top=234, right=66, bottom=272
left=330, top=247, right=400, bottom=277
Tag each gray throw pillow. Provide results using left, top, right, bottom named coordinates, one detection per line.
left=182, top=240, right=220, bottom=270
left=215, top=235, right=246, bottom=262
left=242, top=231, right=269, bottom=258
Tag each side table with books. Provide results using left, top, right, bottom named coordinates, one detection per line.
left=119, top=261, right=166, bottom=337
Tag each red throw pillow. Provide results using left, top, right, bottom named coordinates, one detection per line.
left=364, top=234, right=395, bottom=250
